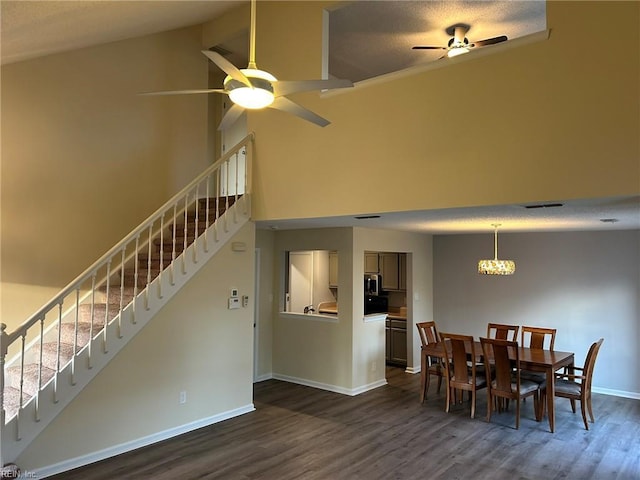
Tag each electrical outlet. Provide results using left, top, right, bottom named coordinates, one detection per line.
left=179, top=391, right=187, bottom=405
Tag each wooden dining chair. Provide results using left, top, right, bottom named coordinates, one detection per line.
left=440, top=332, right=486, bottom=419
left=487, top=323, right=519, bottom=341
left=520, top=326, right=557, bottom=384
left=416, top=321, right=444, bottom=403
left=480, top=337, right=541, bottom=429
left=540, top=338, right=604, bottom=430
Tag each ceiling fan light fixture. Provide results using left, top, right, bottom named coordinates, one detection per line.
left=225, top=68, right=276, bottom=109
left=447, top=46, right=469, bottom=58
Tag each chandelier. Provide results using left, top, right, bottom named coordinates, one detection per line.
left=478, top=224, right=516, bottom=275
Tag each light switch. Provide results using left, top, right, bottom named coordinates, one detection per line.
left=228, top=297, right=240, bottom=309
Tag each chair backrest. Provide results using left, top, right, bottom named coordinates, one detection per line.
left=583, top=338, right=604, bottom=393
left=487, top=323, right=519, bottom=341
left=440, top=332, right=477, bottom=385
left=480, top=337, right=519, bottom=395
left=416, top=321, right=439, bottom=347
left=521, top=326, right=556, bottom=350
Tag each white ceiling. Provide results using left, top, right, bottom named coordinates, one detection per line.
left=2, top=1, right=638, bottom=234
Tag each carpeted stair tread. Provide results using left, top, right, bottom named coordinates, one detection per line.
left=32, top=342, right=76, bottom=370
left=2, top=386, right=27, bottom=419
left=97, top=285, right=136, bottom=304
left=77, top=303, right=123, bottom=326
left=56, top=321, right=104, bottom=348
left=6, top=363, right=57, bottom=396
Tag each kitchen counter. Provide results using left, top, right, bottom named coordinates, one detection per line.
left=386, top=306, right=407, bottom=320
left=318, top=301, right=338, bottom=315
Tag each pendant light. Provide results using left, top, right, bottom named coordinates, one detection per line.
left=478, top=224, right=516, bottom=275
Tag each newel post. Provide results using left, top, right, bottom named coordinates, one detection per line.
left=1, top=322, right=7, bottom=466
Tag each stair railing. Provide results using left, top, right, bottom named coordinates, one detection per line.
left=0, top=133, right=253, bottom=433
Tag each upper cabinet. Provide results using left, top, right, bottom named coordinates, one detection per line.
left=364, top=252, right=379, bottom=274
left=379, top=252, right=407, bottom=292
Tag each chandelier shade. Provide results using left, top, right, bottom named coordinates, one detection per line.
left=478, top=224, right=516, bottom=275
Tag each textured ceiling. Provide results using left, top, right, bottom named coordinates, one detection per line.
left=0, top=0, right=241, bottom=65
left=328, top=0, right=547, bottom=82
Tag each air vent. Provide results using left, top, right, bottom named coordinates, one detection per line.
left=355, top=215, right=381, bottom=220
left=524, top=203, right=564, bottom=209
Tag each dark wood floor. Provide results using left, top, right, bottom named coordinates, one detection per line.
left=51, top=367, right=640, bottom=479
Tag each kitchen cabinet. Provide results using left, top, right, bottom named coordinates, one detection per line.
left=364, top=252, right=379, bottom=274
left=399, top=253, right=407, bottom=291
left=380, top=253, right=407, bottom=291
left=328, top=251, right=338, bottom=287
left=380, top=253, right=399, bottom=291
left=386, top=318, right=407, bottom=367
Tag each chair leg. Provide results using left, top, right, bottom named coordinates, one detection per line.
left=580, top=396, right=589, bottom=430
left=586, top=393, right=595, bottom=423
left=445, top=385, right=451, bottom=413
left=470, top=390, right=476, bottom=419
left=437, top=374, right=443, bottom=393
left=486, top=392, right=492, bottom=422
left=420, top=370, right=429, bottom=403
left=569, top=398, right=576, bottom=413
left=515, top=395, right=521, bottom=430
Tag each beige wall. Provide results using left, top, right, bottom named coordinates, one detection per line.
left=263, top=226, right=432, bottom=392
left=16, top=222, right=256, bottom=471
left=246, top=1, right=639, bottom=222
left=1, top=26, right=210, bottom=331
left=255, top=229, right=275, bottom=380
left=271, top=228, right=355, bottom=389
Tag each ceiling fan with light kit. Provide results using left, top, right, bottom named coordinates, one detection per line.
left=413, top=24, right=507, bottom=58
left=142, top=0, right=353, bottom=130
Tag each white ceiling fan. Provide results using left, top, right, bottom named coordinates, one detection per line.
left=142, top=0, right=353, bottom=130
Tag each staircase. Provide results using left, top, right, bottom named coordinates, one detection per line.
left=0, top=134, right=253, bottom=465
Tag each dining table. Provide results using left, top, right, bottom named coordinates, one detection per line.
left=422, top=340, right=575, bottom=433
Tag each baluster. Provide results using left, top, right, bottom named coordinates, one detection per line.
left=89, top=272, right=96, bottom=369
left=158, top=214, right=164, bottom=299
left=72, top=288, right=80, bottom=385
left=183, top=194, right=188, bottom=274
left=193, top=185, right=199, bottom=264
left=146, top=224, right=152, bottom=310
left=119, top=247, right=126, bottom=337
left=133, top=236, right=140, bottom=323
left=36, top=316, right=45, bottom=422
left=214, top=169, right=220, bottom=242
left=17, top=331, right=26, bottom=439
left=242, top=146, right=249, bottom=214
left=104, top=260, right=111, bottom=353
left=224, top=159, right=230, bottom=232
left=54, top=301, right=63, bottom=404
left=171, top=204, right=177, bottom=285
left=0, top=323, right=7, bottom=428
left=204, top=178, right=211, bottom=252
left=234, top=151, right=239, bottom=223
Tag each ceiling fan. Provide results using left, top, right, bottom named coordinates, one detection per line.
left=412, top=24, right=507, bottom=58
left=142, top=0, right=353, bottom=131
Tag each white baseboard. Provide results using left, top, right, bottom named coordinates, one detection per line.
left=272, top=373, right=387, bottom=396
left=35, top=404, right=255, bottom=478
left=254, top=373, right=273, bottom=383
left=593, top=386, right=640, bottom=400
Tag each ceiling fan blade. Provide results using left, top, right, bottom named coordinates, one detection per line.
left=472, top=35, right=508, bottom=47
left=139, top=89, right=227, bottom=96
left=273, top=79, right=353, bottom=98
left=201, top=50, right=252, bottom=89
left=218, top=103, right=245, bottom=131
left=269, top=97, right=330, bottom=127
left=412, top=46, right=447, bottom=50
